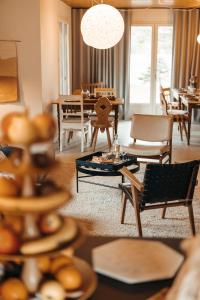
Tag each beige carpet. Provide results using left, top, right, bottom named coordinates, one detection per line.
left=59, top=169, right=200, bottom=239
left=52, top=120, right=200, bottom=239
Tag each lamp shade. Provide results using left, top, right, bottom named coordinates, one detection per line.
left=81, top=4, right=124, bottom=50
left=197, top=34, right=200, bottom=44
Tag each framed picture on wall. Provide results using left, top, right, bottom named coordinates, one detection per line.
left=0, top=40, right=19, bottom=103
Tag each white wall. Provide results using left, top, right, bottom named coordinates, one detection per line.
left=0, top=0, right=43, bottom=115
left=0, top=0, right=71, bottom=115
left=40, top=0, right=71, bottom=105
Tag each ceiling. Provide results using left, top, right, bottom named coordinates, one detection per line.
left=63, top=0, right=200, bottom=9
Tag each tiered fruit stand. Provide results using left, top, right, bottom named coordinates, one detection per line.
left=0, top=110, right=96, bottom=299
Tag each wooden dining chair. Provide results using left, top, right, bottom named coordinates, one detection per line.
left=90, top=97, right=114, bottom=151
left=119, top=160, right=200, bottom=237
left=160, top=92, right=188, bottom=142
left=160, top=85, right=179, bottom=109
left=89, top=88, right=116, bottom=138
left=59, top=95, right=89, bottom=152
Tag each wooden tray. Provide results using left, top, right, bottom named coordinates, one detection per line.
left=76, top=151, right=137, bottom=172
left=0, top=219, right=86, bottom=261
left=73, top=257, right=97, bottom=300
left=0, top=189, right=71, bottom=214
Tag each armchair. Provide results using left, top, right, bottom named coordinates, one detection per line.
left=122, top=114, right=173, bottom=163
left=120, top=160, right=199, bottom=237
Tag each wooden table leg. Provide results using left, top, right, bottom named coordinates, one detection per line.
left=187, top=105, right=192, bottom=146
left=76, top=167, right=79, bottom=193
left=178, top=95, right=182, bottom=110
left=114, top=106, right=119, bottom=135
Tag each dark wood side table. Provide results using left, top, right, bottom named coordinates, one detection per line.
left=76, top=236, right=182, bottom=300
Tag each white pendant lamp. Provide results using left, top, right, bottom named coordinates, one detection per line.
left=197, top=34, right=200, bottom=44
left=81, top=3, right=125, bottom=50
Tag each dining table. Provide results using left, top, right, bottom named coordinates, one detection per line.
left=75, top=235, right=183, bottom=300
left=172, top=88, right=200, bottom=145
left=51, top=96, right=124, bottom=148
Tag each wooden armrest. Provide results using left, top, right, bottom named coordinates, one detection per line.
left=120, top=167, right=144, bottom=192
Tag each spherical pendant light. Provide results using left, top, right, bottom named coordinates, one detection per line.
left=197, top=34, right=200, bottom=44
left=81, top=4, right=125, bottom=50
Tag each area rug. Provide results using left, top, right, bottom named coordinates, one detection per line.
left=60, top=169, right=200, bottom=239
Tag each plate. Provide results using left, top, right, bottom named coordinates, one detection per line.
left=73, top=257, right=97, bottom=300
left=0, top=189, right=71, bottom=214
left=92, top=239, right=184, bottom=284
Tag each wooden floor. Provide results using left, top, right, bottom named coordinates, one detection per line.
left=55, top=120, right=200, bottom=163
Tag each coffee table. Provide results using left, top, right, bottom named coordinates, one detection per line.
left=76, top=151, right=139, bottom=192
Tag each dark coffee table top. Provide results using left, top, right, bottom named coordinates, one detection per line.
left=76, top=151, right=139, bottom=176
left=75, top=236, right=183, bottom=300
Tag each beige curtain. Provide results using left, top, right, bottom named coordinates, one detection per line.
left=172, top=9, right=200, bottom=89
left=72, top=9, right=132, bottom=118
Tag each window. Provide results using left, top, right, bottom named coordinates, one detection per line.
left=130, top=26, right=152, bottom=104
left=130, top=24, right=173, bottom=112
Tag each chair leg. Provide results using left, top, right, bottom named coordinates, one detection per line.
left=85, top=128, right=88, bottom=144
left=121, top=193, right=127, bottom=224
left=90, top=127, right=95, bottom=147
left=188, top=204, right=196, bottom=235
left=112, top=124, right=115, bottom=142
left=90, top=125, right=93, bottom=141
left=178, top=121, right=183, bottom=141
left=133, top=204, right=142, bottom=237
left=106, top=128, right=112, bottom=151
left=60, top=129, right=65, bottom=152
left=92, top=128, right=99, bottom=151
left=161, top=207, right=167, bottom=219
left=67, top=130, right=73, bottom=143
left=169, top=151, right=172, bottom=163
left=182, top=121, right=188, bottom=141
left=81, top=130, right=84, bottom=153
left=132, top=188, right=143, bottom=237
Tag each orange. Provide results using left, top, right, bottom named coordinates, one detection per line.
left=0, top=177, right=20, bottom=197
left=37, top=256, right=51, bottom=273
left=3, top=216, right=23, bottom=234
left=1, top=278, right=28, bottom=300
left=55, top=266, right=83, bottom=291
left=0, top=226, right=20, bottom=254
left=50, top=255, right=73, bottom=274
